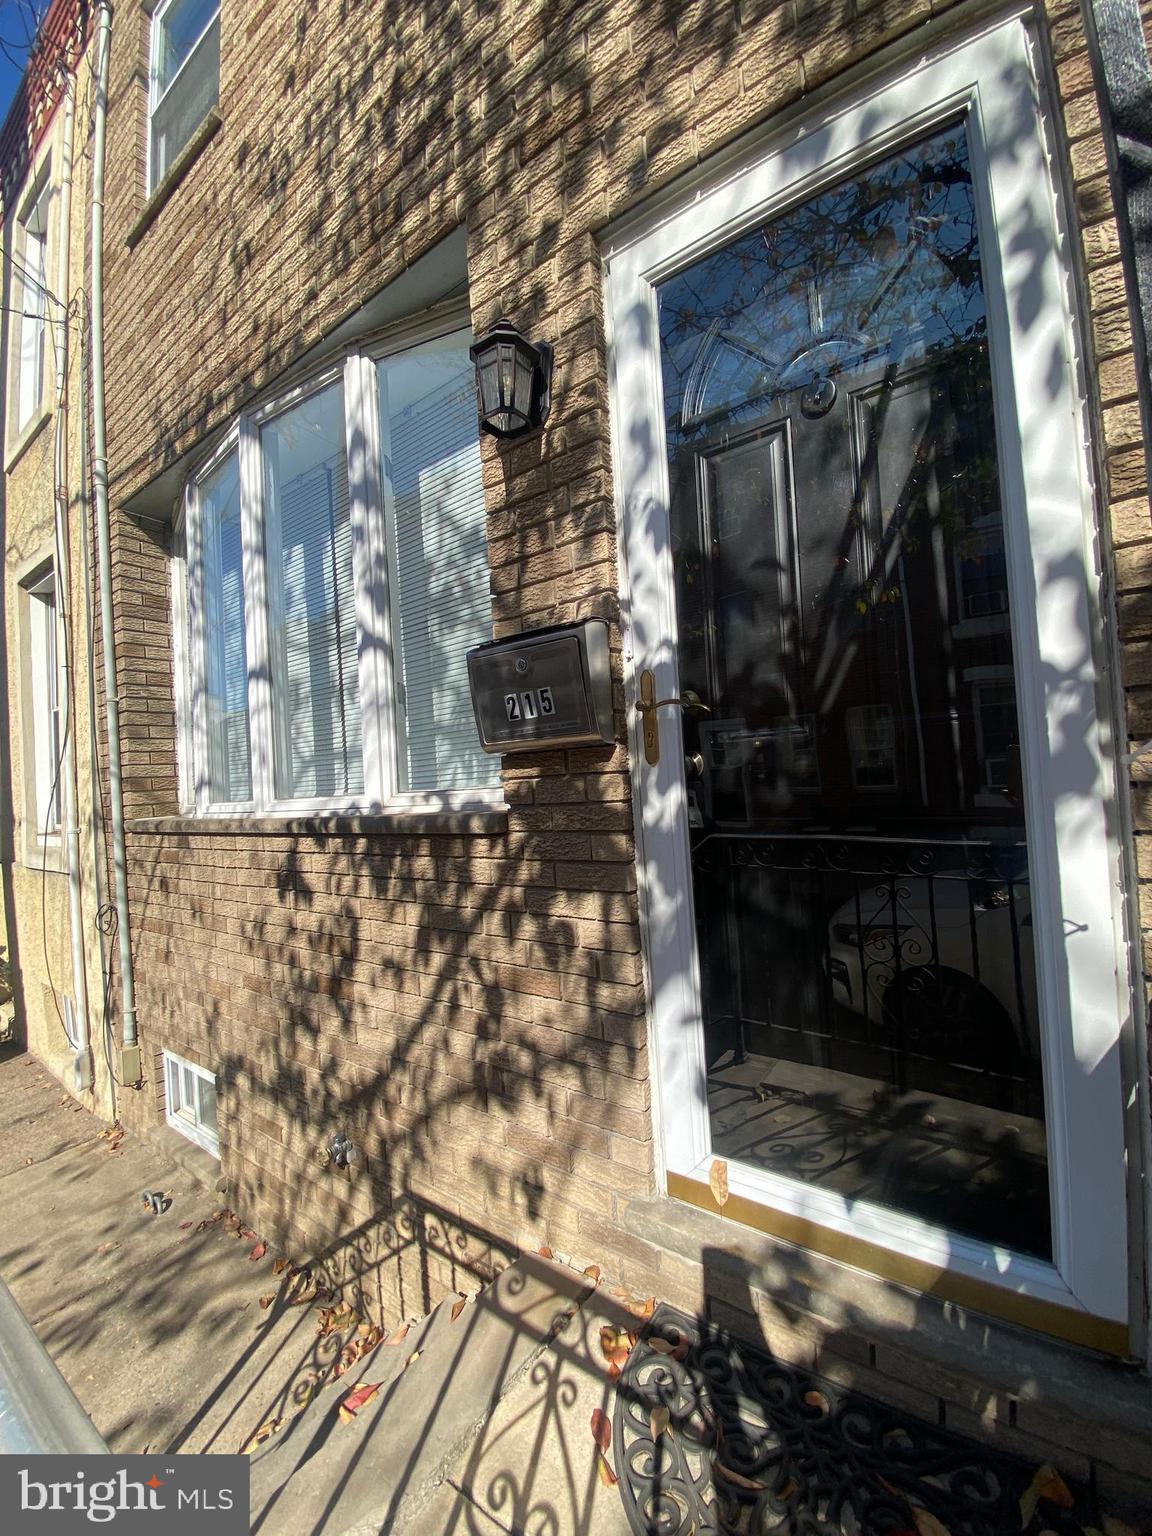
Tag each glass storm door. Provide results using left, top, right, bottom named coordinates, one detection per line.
left=607, top=19, right=1131, bottom=1341
left=660, top=122, right=1050, bottom=1256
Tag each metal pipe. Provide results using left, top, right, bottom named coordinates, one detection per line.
left=90, top=0, right=138, bottom=1063
left=52, top=66, right=92, bottom=1093
left=0, top=1275, right=107, bottom=1454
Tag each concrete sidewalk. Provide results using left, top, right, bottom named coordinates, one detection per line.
left=0, top=1044, right=639, bottom=1534
left=0, top=1045, right=376, bottom=1459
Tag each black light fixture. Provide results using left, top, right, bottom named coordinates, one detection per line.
left=469, top=318, right=553, bottom=439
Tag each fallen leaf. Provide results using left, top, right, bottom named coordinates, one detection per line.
left=709, top=1158, right=730, bottom=1209
left=248, top=1241, right=268, bottom=1262
left=96, top=1242, right=118, bottom=1256
left=713, top=1461, right=767, bottom=1492
left=386, top=1323, right=410, bottom=1345
left=538, top=1246, right=553, bottom=1259
left=626, top=1295, right=657, bottom=1320
left=599, top=1324, right=631, bottom=1369
left=259, top=1295, right=276, bottom=1310
left=596, top=1451, right=618, bottom=1488
left=583, top=1264, right=601, bottom=1282
left=272, top=1258, right=289, bottom=1275
left=240, top=1418, right=283, bottom=1454
left=239, top=1228, right=256, bottom=1241
left=911, top=1511, right=952, bottom=1536
left=650, top=1406, right=670, bottom=1439
left=450, top=1297, right=467, bottom=1322
left=405, top=1351, right=421, bottom=1367
left=803, top=1389, right=830, bottom=1414
left=178, top=1221, right=193, bottom=1230
left=24, top=1156, right=32, bottom=1165
left=591, top=1407, right=612, bottom=1454
left=1020, top=1464, right=1074, bottom=1527
left=337, top=1380, right=381, bottom=1423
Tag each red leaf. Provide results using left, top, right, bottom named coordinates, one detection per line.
left=450, top=1297, right=467, bottom=1322
left=178, top=1221, right=193, bottom=1230
left=338, top=1381, right=381, bottom=1420
left=538, top=1246, right=553, bottom=1259
left=590, top=1407, right=612, bottom=1454
left=248, top=1241, right=268, bottom=1262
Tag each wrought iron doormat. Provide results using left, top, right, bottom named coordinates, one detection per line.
left=613, top=1305, right=1100, bottom=1536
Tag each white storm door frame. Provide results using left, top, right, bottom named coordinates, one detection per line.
left=605, top=13, right=1132, bottom=1325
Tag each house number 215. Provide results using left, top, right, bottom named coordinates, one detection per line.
left=505, top=687, right=555, bottom=722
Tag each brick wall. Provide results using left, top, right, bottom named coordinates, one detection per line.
left=96, top=0, right=1151, bottom=1332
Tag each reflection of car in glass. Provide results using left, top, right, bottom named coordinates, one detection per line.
left=826, top=872, right=1037, bottom=1073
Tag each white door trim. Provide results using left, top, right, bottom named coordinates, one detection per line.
left=605, top=12, right=1132, bottom=1325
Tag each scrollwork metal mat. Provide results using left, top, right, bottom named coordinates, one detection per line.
left=613, top=1305, right=1100, bottom=1536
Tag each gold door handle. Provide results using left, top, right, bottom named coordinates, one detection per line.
left=637, top=671, right=711, bottom=765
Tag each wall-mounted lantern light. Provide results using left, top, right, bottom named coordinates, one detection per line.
left=469, top=318, right=553, bottom=439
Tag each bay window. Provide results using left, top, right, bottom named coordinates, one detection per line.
left=178, top=324, right=499, bottom=812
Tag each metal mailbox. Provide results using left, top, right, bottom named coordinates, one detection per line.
left=467, top=618, right=614, bottom=753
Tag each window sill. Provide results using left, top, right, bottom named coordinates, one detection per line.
left=126, top=807, right=509, bottom=837
left=5, top=404, right=52, bottom=473
left=126, top=109, right=223, bottom=250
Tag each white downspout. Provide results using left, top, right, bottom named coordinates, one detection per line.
left=90, top=0, right=138, bottom=1076
left=51, top=63, right=91, bottom=1093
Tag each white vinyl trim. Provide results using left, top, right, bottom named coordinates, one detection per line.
left=178, top=313, right=503, bottom=820
left=605, top=13, right=1132, bottom=1325
left=163, top=1049, right=220, bottom=1158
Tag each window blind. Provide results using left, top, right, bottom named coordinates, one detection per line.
left=383, top=343, right=497, bottom=792
left=200, top=452, right=251, bottom=802
left=264, top=387, right=363, bottom=800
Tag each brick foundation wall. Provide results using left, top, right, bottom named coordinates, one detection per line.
left=96, top=0, right=1151, bottom=1334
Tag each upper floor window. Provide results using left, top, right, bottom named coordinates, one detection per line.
left=24, top=566, right=62, bottom=841
left=177, top=324, right=500, bottom=813
left=149, top=0, right=220, bottom=192
left=14, top=175, right=51, bottom=432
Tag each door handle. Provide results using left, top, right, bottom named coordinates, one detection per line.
left=637, top=671, right=711, bottom=766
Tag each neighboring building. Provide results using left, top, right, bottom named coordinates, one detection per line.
left=0, top=0, right=112, bottom=1118
left=41, top=0, right=1152, bottom=1505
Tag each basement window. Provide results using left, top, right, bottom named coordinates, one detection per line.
left=149, top=0, right=221, bottom=192
left=163, top=1050, right=220, bottom=1157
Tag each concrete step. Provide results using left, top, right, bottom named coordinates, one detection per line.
left=248, top=1253, right=595, bottom=1536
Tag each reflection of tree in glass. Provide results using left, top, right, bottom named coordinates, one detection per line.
left=659, top=124, right=985, bottom=439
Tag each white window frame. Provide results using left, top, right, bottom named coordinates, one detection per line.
left=605, top=13, right=1134, bottom=1332
left=24, top=566, right=62, bottom=846
left=12, top=172, right=52, bottom=436
left=163, top=1049, right=220, bottom=1157
left=178, top=312, right=503, bottom=817
left=147, top=0, right=221, bottom=195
